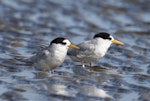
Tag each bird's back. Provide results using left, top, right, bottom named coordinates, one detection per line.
left=68, top=39, right=100, bottom=62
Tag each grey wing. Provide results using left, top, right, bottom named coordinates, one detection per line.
left=68, top=40, right=96, bottom=57
left=28, top=48, right=49, bottom=63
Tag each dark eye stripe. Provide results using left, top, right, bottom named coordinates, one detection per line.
left=61, top=42, right=66, bottom=45
left=50, top=37, right=66, bottom=45
left=93, top=32, right=111, bottom=40
left=107, top=37, right=112, bottom=40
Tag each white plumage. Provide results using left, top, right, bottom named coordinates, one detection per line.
left=68, top=32, right=124, bottom=68
left=28, top=37, right=79, bottom=71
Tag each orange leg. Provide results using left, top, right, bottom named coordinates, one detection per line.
left=89, top=62, right=92, bottom=68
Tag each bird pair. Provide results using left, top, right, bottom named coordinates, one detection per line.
left=28, top=32, right=124, bottom=71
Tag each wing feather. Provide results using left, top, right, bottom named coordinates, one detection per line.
left=28, top=47, right=50, bottom=63
left=68, top=39, right=96, bottom=58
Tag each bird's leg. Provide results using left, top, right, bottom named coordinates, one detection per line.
left=48, top=67, right=56, bottom=74
left=50, top=70, right=55, bottom=74
left=89, top=62, right=92, bottom=68
left=82, top=60, right=85, bottom=68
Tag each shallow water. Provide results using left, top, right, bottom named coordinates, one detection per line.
left=0, top=0, right=150, bottom=101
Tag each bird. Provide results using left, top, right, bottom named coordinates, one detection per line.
left=68, top=32, right=124, bottom=68
left=27, top=37, right=79, bottom=71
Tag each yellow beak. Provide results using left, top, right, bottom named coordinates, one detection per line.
left=68, top=44, right=80, bottom=49
left=112, top=39, right=124, bottom=45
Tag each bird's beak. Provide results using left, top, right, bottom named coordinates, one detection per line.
left=68, top=44, right=80, bottom=49
left=112, top=39, right=124, bottom=45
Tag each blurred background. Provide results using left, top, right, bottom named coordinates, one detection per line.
left=0, top=0, right=149, bottom=101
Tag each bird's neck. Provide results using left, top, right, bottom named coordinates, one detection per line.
left=96, top=38, right=112, bottom=55
left=50, top=44, right=68, bottom=59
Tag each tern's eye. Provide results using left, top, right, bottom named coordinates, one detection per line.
left=62, top=42, right=66, bottom=45
left=108, top=37, right=112, bottom=40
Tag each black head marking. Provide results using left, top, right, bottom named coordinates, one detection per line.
left=50, top=37, right=67, bottom=45
left=93, top=32, right=112, bottom=40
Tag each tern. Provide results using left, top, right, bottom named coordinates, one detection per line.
left=28, top=37, right=79, bottom=71
left=68, top=32, right=124, bottom=68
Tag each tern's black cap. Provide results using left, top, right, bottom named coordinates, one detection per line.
left=50, top=37, right=67, bottom=45
left=93, top=32, right=111, bottom=40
